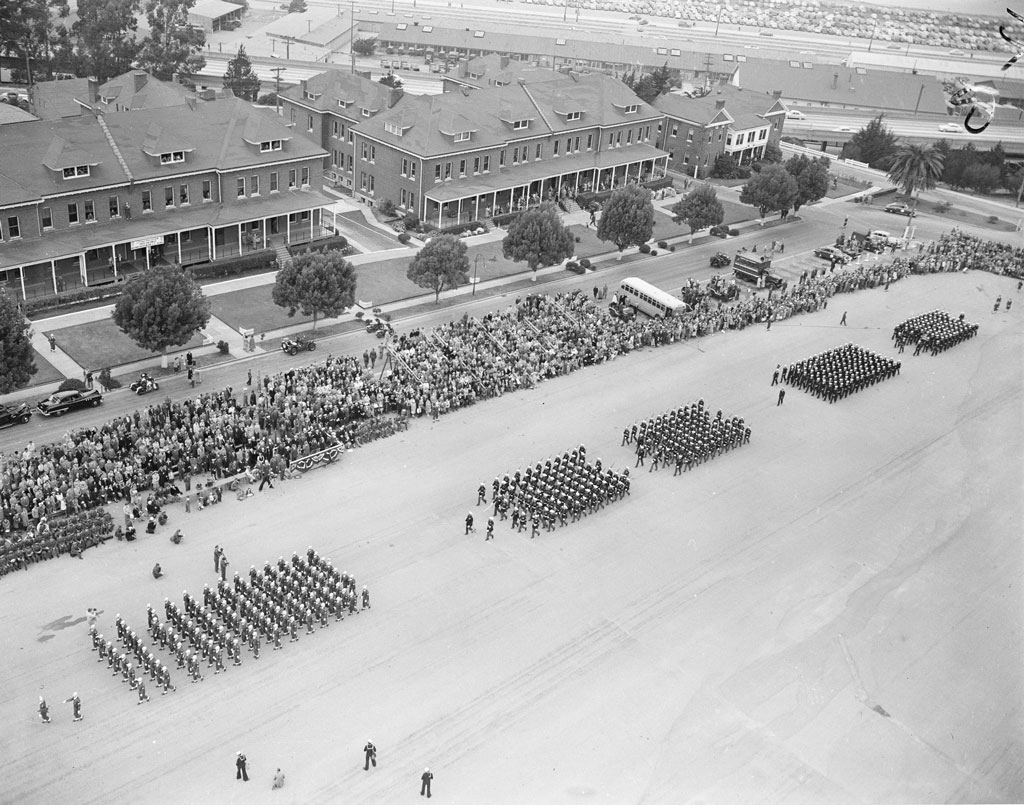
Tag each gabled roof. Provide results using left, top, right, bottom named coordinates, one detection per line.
left=279, top=70, right=399, bottom=118
left=359, top=72, right=661, bottom=157
left=731, top=63, right=948, bottom=114
left=30, top=78, right=95, bottom=120
left=654, top=85, right=785, bottom=131
left=0, top=99, right=326, bottom=207
left=96, top=70, right=197, bottom=112
left=0, top=103, right=36, bottom=125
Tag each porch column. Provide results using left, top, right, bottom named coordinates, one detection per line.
left=438, top=204, right=442, bottom=228
left=177, top=232, right=182, bottom=265
left=79, top=254, right=87, bottom=285
left=474, top=197, right=480, bottom=220
left=50, top=260, right=57, bottom=294
left=309, top=211, right=313, bottom=241
left=286, top=216, right=291, bottom=243
left=111, top=245, right=118, bottom=278
left=238, top=225, right=243, bottom=256
left=492, top=191, right=498, bottom=217
left=209, top=230, right=215, bottom=262
left=263, top=218, right=268, bottom=249
left=145, top=247, right=151, bottom=270
left=18, top=266, right=26, bottom=300
left=457, top=198, right=463, bottom=223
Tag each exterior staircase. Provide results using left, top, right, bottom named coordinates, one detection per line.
left=272, top=239, right=291, bottom=270
left=562, top=198, right=582, bottom=214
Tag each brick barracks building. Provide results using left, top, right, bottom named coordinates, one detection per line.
left=0, top=96, right=331, bottom=302
left=281, top=68, right=669, bottom=227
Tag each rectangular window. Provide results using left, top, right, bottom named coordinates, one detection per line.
left=6, top=215, right=20, bottom=238
left=68, top=203, right=79, bottom=224
left=361, top=142, right=368, bottom=160
left=586, top=134, right=593, bottom=151
left=671, top=124, right=679, bottom=137
left=435, top=164, right=442, bottom=181
left=333, top=121, right=342, bottom=139
left=616, top=131, right=622, bottom=146
left=108, top=196, right=119, bottom=218
left=627, top=129, right=633, bottom=145
left=535, top=143, right=541, bottom=159
left=499, top=150, right=505, bottom=167
left=289, top=169, right=297, bottom=188
left=332, top=149, right=340, bottom=167
left=202, top=179, right=212, bottom=201
left=41, top=207, right=53, bottom=230
left=513, top=119, right=528, bottom=130
left=84, top=200, right=95, bottom=222
left=686, top=129, right=694, bottom=143
left=482, top=155, right=489, bottom=172
left=347, top=155, right=353, bottom=172
left=301, top=167, right=309, bottom=186
left=473, top=156, right=480, bottom=174
left=608, top=133, right=614, bottom=148
left=644, top=126, right=650, bottom=141
left=402, top=158, right=409, bottom=176
left=566, top=111, right=580, bottom=121
left=269, top=173, right=278, bottom=193
left=250, top=175, right=259, bottom=196
left=574, top=136, right=580, bottom=152
left=454, top=131, right=470, bottom=142
left=553, top=140, right=560, bottom=156
left=759, top=129, right=767, bottom=140
left=360, top=171, right=367, bottom=190
left=410, top=161, right=416, bottom=179
left=444, top=162, right=451, bottom=180
left=142, top=191, right=152, bottom=212
left=459, top=159, right=466, bottom=177
left=368, top=175, right=375, bottom=194
left=165, top=186, right=175, bottom=207
left=512, top=147, right=519, bottom=164
left=236, top=178, right=245, bottom=198
left=180, top=184, right=191, bottom=204
left=307, top=115, right=314, bottom=132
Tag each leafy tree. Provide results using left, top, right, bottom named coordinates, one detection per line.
left=785, top=154, right=830, bottom=212
left=111, top=266, right=210, bottom=368
left=352, top=37, right=377, bottom=57
left=886, top=144, right=945, bottom=213
left=137, top=0, right=206, bottom=83
left=379, top=73, right=402, bottom=89
left=671, top=184, right=724, bottom=243
left=840, top=114, right=900, bottom=170
left=711, top=153, right=746, bottom=180
left=272, top=249, right=357, bottom=330
left=1, top=0, right=56, bottom=84
left=501, top=203, right=575, bottom=279
left=739, top=163, right=799, bottom=221
left=288, top=0, right=306, bottom=11
left=71, top=0, right=140, bottom=83
left=0, top=291, right=37, bottom=393
left=222, top=45, right=260, bottom=101
left=761, top=142, right=783, bottom=164
left=962, top=163, right=1001, bottom=195
left=596, top=185, right=655, bottom=258
left=941, top=143, right=974, bottom=190
left=406, top=234, right=469, bottom=303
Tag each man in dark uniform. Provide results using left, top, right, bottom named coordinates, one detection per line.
left=420, top=767, right=433, bottom=798
left=777, top=388, right=786, bottom=406
left=364, top=740, right=377, bottom=770
left=236, top=751, right=250, bottom=782
left=485, top=518, right=494, bottom=541
left=464, top=512, right=474, bottom=535
left=477, top=484, right=486, bottom=506
left=39, top=696, right=51, bottom=723
left=65, top=692, right=82, bottom=721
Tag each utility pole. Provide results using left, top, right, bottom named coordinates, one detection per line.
left=350, top=0, right=356, bottom=74
left=271, top=67, right=284, bottom=115
left=703, top=52, right=713, bottom=92
left=714, top=5, right=723, bottom=37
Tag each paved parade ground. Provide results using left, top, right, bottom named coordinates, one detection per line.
left=2, top=270, right=1022, bottom=804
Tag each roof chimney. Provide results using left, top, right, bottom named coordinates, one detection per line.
left=88, top=77, right=99, bottom=103
left=499, top=55, right=510, bottom=70
left=457, top=58, right=469, bottom=78
left=772, top=89, right=782, bottom=98
left=134, top=71, right=147, bottom=92
left=388, top=87, right=404, bottom=108
left=832, top=73, right=838, bottom=89
left=301, top=78, right=308, bottom=93
left=715, top=98, right=726, bottom=109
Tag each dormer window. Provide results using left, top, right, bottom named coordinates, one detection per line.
left=454, top=131, right=471, bottom=142
left=512, top=119, right=529, bottom=130
left=304, top=91, right=316, bottom=100
left=384, top=122, right=404, bottom=136
left=62, top=165, right=90, bottom=179
left=493, top=79, right=508, bottom=87
left=260, top=140, right=283, bottom=152
left=337, top=99, right=351, bottom=108
left=566, top=111, right=581, bottom=121
left=159, top=151, right=185, bottom=164
left=469, top=71, right=483, bottom=79
left=361, top=107, right=371, bottom=117
left=624, top=104, right=638, bottom=114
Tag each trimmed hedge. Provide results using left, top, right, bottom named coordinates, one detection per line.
left=397, top=232, right=412, bottom=244
left=492, top=211, right=522, bottom=228
left=579, top=258, right=591, bottom=269
left=565, top=261, right=586, bottom=274
left=639, top=243, right=652, bottom=254
left=188, top=249, right=277, bottom=280
left=22, top=286, right=123, bottom=317
left=287, top=235, right=349, bottom=257
left=434, top=220, right=488, bottom=237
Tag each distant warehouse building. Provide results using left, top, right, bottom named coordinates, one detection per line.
left=188, top=0, right=243, bottom=32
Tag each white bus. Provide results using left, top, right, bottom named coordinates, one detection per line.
left=617, top=277, right=688, bottom=318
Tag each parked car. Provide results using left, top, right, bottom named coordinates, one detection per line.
left=884, top=202, right=915, bottom=217
left=710, top=252, right=731, bottom=268
left=785, top=109, right=807, bottom=120
left=37, top=388, right=102, bottom=416
left=814, top=245, right=851, bottom=263
left=608, top=300, right=637, bottom=321
left=0, top=402, right=32, bottom=429
left=281, top=334, right=316, bottom=355
left=938, top=122, right=960, bottom=133
left=831, top=126, right=856, bottom=133
left=709, top=224, right=730, bottom=238
left=870, top=230, right=904, bottom=247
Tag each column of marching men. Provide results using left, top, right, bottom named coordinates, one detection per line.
left=623, top=400, right=751, bottom=474
left=784, top=344, right=901, bottom=403
left=892, top=310, right=979, bottom=356
left=474, top=446, right=632, bottom=539
left=87, top=547, right=369, bottom=704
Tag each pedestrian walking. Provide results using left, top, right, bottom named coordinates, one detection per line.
left=363, top=740, right=377, bottom=770
left=840, top=311, right=847, bottom=326
left=48, top=334, right=57, bottom=352
left=39, top=696, right=51, bottom=723
left=486, top=517, right=494, bottom=541
left=420, top=767, right=433, bottom=798
left=361, top=586, right=370, bottom=609
left=771, top=366, right=779, bottom=386
left=247, top=369, right=252, bottom=386
left=236, top=751, right=250, bottom=782
left=777, top=388, right=786, bottom=406
left=214, top=544, right=222, bottom=572
left=465, top=512, right=474, bottom=534
left=85, top=370, right=94, bottom=389
left=188, top=366, right=194, bottom=388
left=64, top=692, right=82, bottom=722
left=272, top=768, right=286, bottom=789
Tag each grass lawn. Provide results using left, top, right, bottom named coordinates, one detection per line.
left=110, top=348, right=235, bottom=385
left=210, top=285, right=312, bottom=333
left=19, top=350, right=66, bottom=388
left=337, top=212, right=409, bottom=253
left=55, top=318, right=206, bottom=371
left=825, top=178, right=870, bottom=199
left=924, top=201, right=1018, bottom=232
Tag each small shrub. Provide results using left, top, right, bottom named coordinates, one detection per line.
left=492, top=211, right=522, bottom=228
left=728, top=228, right=740, bottom=236
left=256, top=92, right=278, bottom=106
left=287, top=236, right=350, bottom=258
left=650, top=249, right=659, bottom=256
left=58, top=378, right=88, bottom=392
left=574, top=235, right=581, bottom=243
left=657, top=240, right=668, bottom=249
left=372, top=306, right=382, bottom=314
left=217, top=340, right=229, bottom=355
left=670, top=245, right=676, bottom=252
left=403, top=212, right=420, bottom=230
left=397, top=232, right=411, bottom=244
left=579, top=258, right=591, bottom=269
left=639, top=243, right=652, bottom=254
left=98, top=368, right=121, bottom=390
left=987, top=215, right=999, bottom=224
left=188, top=249, right=277, bottom=279
left=379, top=198, right=397, bottom=216
left=354, top=311, right=365, bottom=319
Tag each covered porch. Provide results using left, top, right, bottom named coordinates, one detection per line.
left=422, top=144, right=669, bottom=228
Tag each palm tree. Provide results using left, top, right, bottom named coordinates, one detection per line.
left=886, top=144, right=945, bottom=216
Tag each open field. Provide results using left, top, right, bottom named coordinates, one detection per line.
left=2, top=270, right=1021, bottom=804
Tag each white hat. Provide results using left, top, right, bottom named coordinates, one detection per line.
left=73, top=692, right=78, bottom=697
left=424, top=767, right=430, bottom=772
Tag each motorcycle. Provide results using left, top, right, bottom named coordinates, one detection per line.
left=129, top=374, right=160, bottom=395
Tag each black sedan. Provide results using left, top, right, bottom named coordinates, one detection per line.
left=0, top=402, right=32, bottom=428
left=36, top=388, right=103, bottom=416
left=813, top=246, right=851, bottom=264
left=884, top=202, right=915, bottom=217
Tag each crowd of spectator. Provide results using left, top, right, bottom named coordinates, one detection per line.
left=0, top=231, right=1018, bottom=570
